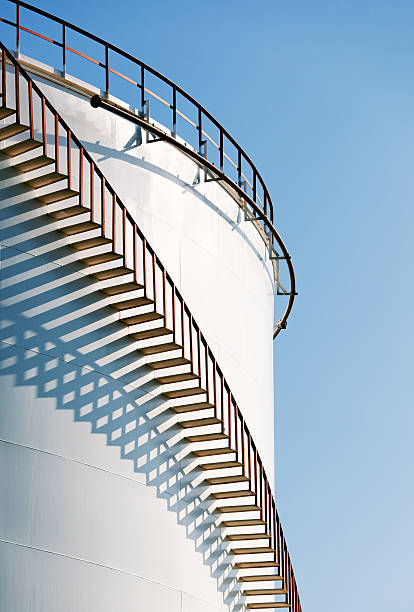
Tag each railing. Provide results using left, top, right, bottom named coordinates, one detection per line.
left=0, top=40, right=301, bottom=611
left=0, top=0, right=296, bottom=338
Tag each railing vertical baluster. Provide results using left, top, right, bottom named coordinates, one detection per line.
left=112, top=192, right=116, bottom=252
left=90, top=161, right=94, bottom=222
left=105, top=44, right=109, bottom=98
left=14, top=64, right=20, bottom=123
left=41, top=96, right=46, bottom=155
left=2, top=49, right=6, bottom=108
left=171, top=285, right=176, bottom=343
left=237, top=148, right=241, bottom=186
left=253, top=171, right=257, bottom=203
left=247, top=432, right=251, bottom=483
left=197, top=328, right=201, bottom=381
left=198, top=106, right=202, bottom=154
left=240, top=419, right=245, bottom=475
left=62, top=24, right=66, bottom=77
left=133, top=226, right=137, bottom=284
left=162, top=268, right=167, bottom=320
left=140, top=65, right=145, bottom=112
left=212, top=359, right=217, bottom=419
left=67, top=130, right=71, bottom=188
left=79, top=147, right=83, bottom=206
left=188, top=314, right=193, bottom=369
left=100, top=176, right=105, bottom=236
left=122, top=207, right=127, bottom=267
left=16, top=0, right=20, bottom=59
left=204, top=343, right=209, bottom=402
left=233, top=399, right=238, bottom=458
left=180, top=298, right=185, bottom=353
left=142, top=239, right=147, bottom=296
left=28, top=82, right=33, bottom=140
left=152, top=252, right=156, bottom=306
left=54, top=113, right=59, bottom=172
left=172, top=85, right=176, bottom=137
left=227, top=389, right=231, bottom=443
left=219, top=128, right=223, bottom=172
left=220, top=376, right=224, bottom=427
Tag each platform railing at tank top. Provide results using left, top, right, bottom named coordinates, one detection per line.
left=0, top=0, right=296, bottom=339
left=0, top=41, right=301, bottom=612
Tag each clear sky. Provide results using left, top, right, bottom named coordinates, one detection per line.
left=4, top=1, right=413, bottom=611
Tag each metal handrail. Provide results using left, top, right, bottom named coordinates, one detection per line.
left=0, top=41, right=302, bottom=611
left=0, top=0, right=296, bottom=339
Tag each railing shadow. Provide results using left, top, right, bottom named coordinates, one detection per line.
left=0, top=163, right=244, bottom=610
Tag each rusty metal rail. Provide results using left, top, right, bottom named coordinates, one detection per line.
left=0, top=0, right=296, bottom=338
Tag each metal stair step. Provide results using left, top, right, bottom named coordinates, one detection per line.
left=172, top=401, right=214, bottom=414
left=246, top=604, right=290, bottom=609
left=185, top=432, right=229, bottom=443
left=241, top=575, right=284, bottom=583
left=222, top=519, right=265, bottom=527
left=122, top=311, right=163, bottom=324
left=231, top=547, right=276, bottom=555
left=26, top=171, right=67, bottom=188
left=59, top=220, right=101, bottom=235
left=164, top=386, right=206, bottom=399
left=200, top=460, right=242, bottom=470
left=102, top=281, right=143, bottom=296
left=113, top=296, right=153, bottom=311
left=217, top=503, right=259, bottom=514
left=212, top=490, right=255, bottom=500
left=91, top=266, right=134, bottom=281
left=141, top=342, right=182, bottom=356
left=147, top=356, right=190, bottom=370
left=13, top=154, right=55, bottom=173
left=0, top=122, right=28, bottom=140
left=0, top=107, right=16, bottom=119
left=208, top=475, right=249, bottom=485
left=156, top=372, right=199, bottom=384
left=179, top=416, right=221, bottom=429
left=72, top=236, right=112, bottom=251
left=193, top=446, right=234, bottom=456
left=82, top=252, right=123, bottom=266
left=48, top=205, right=87, bottom=220
left=2, top=138, right=42, bottom=157
left=243, top=589, right=287, bottom=596
left=235, top=561, right=280, bottom=569
left=227, top=533, right=271, bottom=541
left=131, top=327, right=171, bottom=340
left=39, top=188, right=79, bottom=204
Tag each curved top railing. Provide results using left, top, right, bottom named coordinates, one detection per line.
left=0, top=0, right=296, bottom=338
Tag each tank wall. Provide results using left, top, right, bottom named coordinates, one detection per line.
left=0, top=58, right=277, bottom=612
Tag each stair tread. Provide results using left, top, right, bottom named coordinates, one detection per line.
left=231, top=546, right=275, bottom=555
left=72, top=236, right=112, bottom=251
left=241, top=576, right=284, bottom=583
left=112, top=296, right=153, bottom=311
left=14, top=154, right=55, bottom=173
left=132, top=327, right=171, bottom=340
left=102, top=281, right=143, bottom=296
left=200, top=460, right=242, bottom=470
left=179, top=416, right=221, bottom=429
left=83, top=252, right=123, bottom=266
left=92, top=266, right=133, bottom=281
left=2, top=138, right=42, bottom=156
left=193, top=446, right=233, bottom=456
left=227, top=533, right=271, bottom=541
left=208, top=475, right=249, bottom=485
left=164, top=386, right=205, bottom=399
left=0, top=107, right=16, bottom=119
left=141, top=342, right=182, bottom=355
left=0, top=122, right=28, bottom=140
left=235, top=561, right=280, bottom=569
left=247, top=604, right=290, bottom=609
left=122, top=311, right=163, bottom=324
left=212, top=490, right=254, bottom=499
left=156, top=372, right=199, bottom=384
left=48, top=205, right=87, bottom=219
left=26, top=171, right=67, bottom=188
left=222, top=519, right=265, bottom=527
left=172, top=401, right=214, bottom=414
left=39, top=188, right=79, bottom=204
left=59, top=220, right=100, bottom=235
left=217, top=503, right=260, bottom=513
left=148, top=356, right=190, bottom=370
left=185, top=432, right=229, bottom=443
left=243, top=589, right=287, bottom=596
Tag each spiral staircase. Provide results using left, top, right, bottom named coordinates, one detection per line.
left=0, top=36, right=301, bottom=612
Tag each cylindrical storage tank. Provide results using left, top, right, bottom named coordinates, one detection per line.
left=0, top=19, right=293, bottom=612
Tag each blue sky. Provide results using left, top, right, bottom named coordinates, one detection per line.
left=3, top=1, right=413, bottom=610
